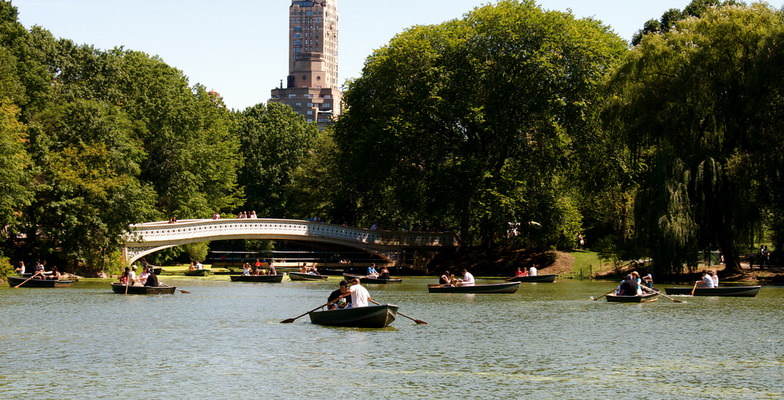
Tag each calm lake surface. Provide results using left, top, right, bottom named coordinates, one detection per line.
left=1, top=277, right=782, bottom=399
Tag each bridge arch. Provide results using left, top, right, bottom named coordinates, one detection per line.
left=122, top=218, right=457, bottom=266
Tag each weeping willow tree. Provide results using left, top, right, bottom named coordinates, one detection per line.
left=604, top=4, right=784, bottom=274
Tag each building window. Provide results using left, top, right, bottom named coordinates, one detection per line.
left=306, top=110, right=313, bottom=115
left=295, top=102, right=302, bottom=108
left=304, top=94, right=313, bottom=98
left=288, top=93, right=297, bottom=98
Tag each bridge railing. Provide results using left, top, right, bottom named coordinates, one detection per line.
left=124, top=219, right=457, bottom=249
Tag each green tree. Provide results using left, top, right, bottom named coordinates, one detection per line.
left=0, top=102, right=32, bottom=229
left=605, top=3, right=784, bottom=274
left=285, top=127, right=343, bottom=221
left=27, top=99, right=158, bottom=271
left=234, top=102, right=317, bottom=217
left=334, top=0, right=626, bottom=246
left=631, top=0, right=742, bottom=45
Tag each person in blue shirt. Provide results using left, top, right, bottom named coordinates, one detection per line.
left=366, top=263, right=379, bottom=278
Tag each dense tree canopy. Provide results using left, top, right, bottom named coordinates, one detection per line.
left=606, top=3, right=784, bottom=274
left=333, top=0, right=627, bottom=246
left=234, top=102, right=317, bottom=218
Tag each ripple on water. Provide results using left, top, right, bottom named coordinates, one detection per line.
left=0, top=279, right=782, bottom=399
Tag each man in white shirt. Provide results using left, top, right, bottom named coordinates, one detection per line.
left=460, top=269, right=475, bottom=286
left=128, top=265, right=139, bottom=286
left=349, top=278, right=371, bottom=307
left=529, top=265, right=538, bottom=276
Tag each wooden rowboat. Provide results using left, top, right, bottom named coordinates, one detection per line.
left=7, top=276, right=74, bottom=288
left=343, top=273, right=402, bottom=284
left=288, top=272, right=329, bottom=281
left=606, top=292, right=659, bottom=303
left=183, top=269, right=210, bottom=276
left=506, top=274, right=557, bottom=283
left=308, top=304, right=399, bottom=328
left=664, top=286, right=761, bottom=297
left=229, top=274, right=284, bottom=283
left=427, top=282, right=520, bottom=294
left=111, top=283, right=176, bottom=294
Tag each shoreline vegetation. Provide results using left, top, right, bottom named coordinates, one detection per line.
left=12, top=248, right=774, bottom=286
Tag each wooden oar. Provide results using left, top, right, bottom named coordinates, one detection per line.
left=281, top=294, right=348, bottom=324
left=178, top=289, right=190, bottom=294
left=640, top=285, right=683, bottom=303
left=370, top=299, right=428, bottom=325
left=591, top=289, right=615, bottom=301
left=690, top=282, right=699, bottom=296
left=13, top=272, right=42, bottom=288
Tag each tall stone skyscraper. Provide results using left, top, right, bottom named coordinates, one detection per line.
left=270, top=0, right=341, bottom=128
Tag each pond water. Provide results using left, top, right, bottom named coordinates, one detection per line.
left=1, top=277, right=782, bottom=399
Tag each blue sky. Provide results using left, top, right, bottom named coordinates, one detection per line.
left=12, top=0, right=779, bottom=110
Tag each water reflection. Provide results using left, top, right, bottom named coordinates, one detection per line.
left=1, top=277, right=782, bottom=399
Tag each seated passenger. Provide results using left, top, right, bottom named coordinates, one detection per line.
left=439, top=270, right=451, bottom=285
left=366, top=263, right=379, bottom=278
left=617, top=274, right=639, bottom=295
left=327, top=280, right=351, bottom=310
left=144, top=267, right=159, bottom=287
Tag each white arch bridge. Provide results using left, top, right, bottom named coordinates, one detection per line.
left=122, top=219, right=458, bottom=266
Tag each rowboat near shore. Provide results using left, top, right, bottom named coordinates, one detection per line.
left=229, top=274, right=284, bottom=283
left=184, top=269, right=210, bottom=276
left=308, top=304, right=399, bottom=328
left=665, top=286, right=761, bottom=297
left=343, top=273, right=402, bottom=284
left=605, top=292, right=659, bottom=303
left=427, top=281, right=521, bottom=294
left=111, top=283, right=176, bottom=295
left=506, top=274, right=556, bottom=283
left=289, top=272, right=329, bottom=281
left=7, top=276, right=74, bottom=288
